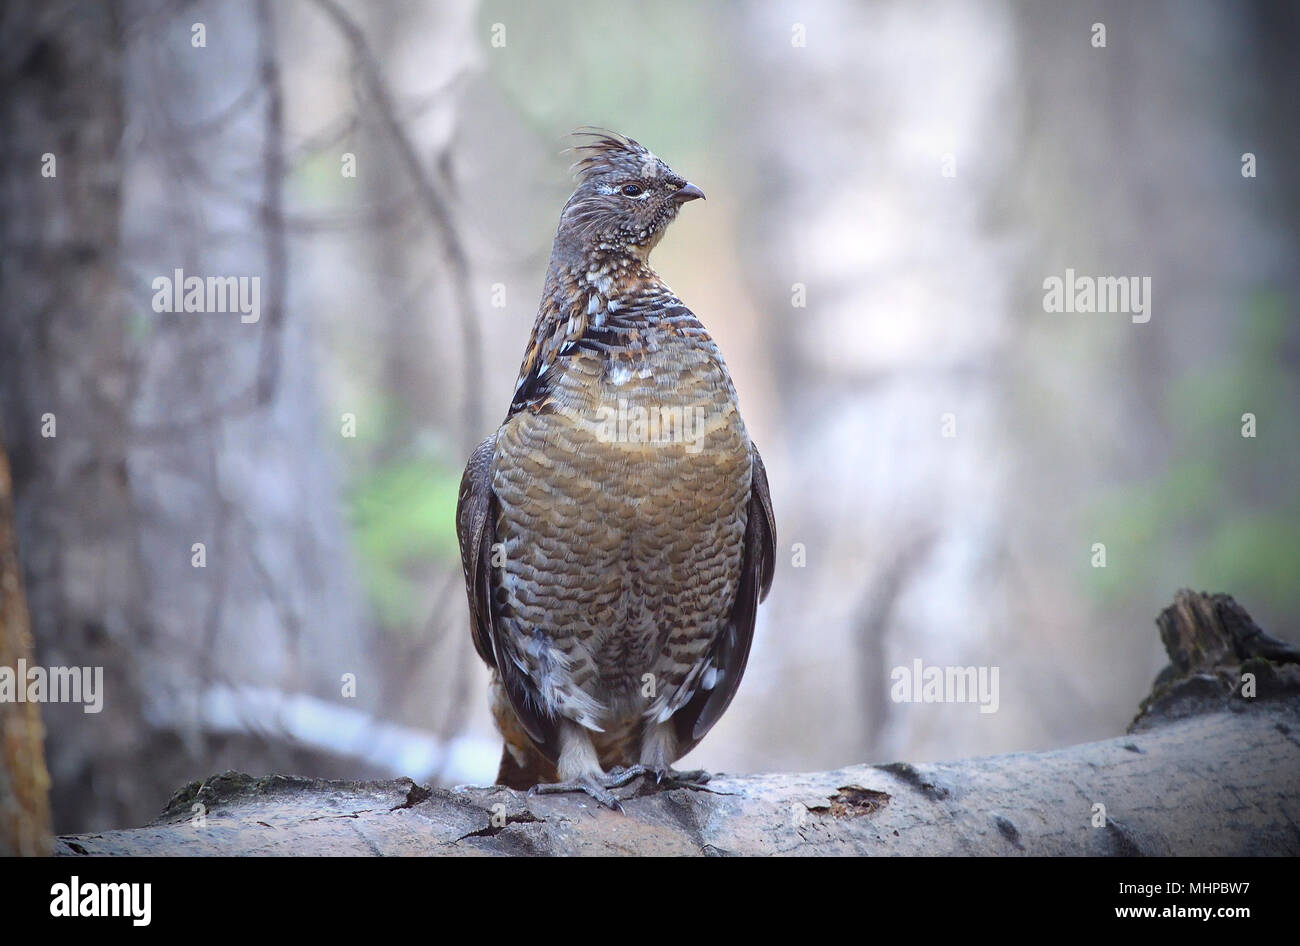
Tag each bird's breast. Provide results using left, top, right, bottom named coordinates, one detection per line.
left=489, top=328, right=752, bottom=725
left=495, top=335, right=751, bottom=544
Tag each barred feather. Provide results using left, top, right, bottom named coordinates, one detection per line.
left=456, top=129, right=775, bottom=788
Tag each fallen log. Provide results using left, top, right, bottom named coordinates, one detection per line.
left=56, top=590, right=1300, bottom=856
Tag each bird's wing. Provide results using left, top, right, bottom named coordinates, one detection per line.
left=673, top=442, right=777, bottom=753
left=455, top=436, right=499, bottom=667
left=455, top=433, right=563, bottom=761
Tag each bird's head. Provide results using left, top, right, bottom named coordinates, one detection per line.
left=556, top=129, right=704, bottom=261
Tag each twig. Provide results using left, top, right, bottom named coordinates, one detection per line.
left=254, top=0, right=287, bottom=405
left=308, top=0, right=485, bottom=450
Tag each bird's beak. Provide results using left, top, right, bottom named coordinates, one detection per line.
left=673, top=182, right=706, bottom=203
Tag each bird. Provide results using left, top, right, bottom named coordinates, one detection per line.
left=456, top=129, right=775, bottom=808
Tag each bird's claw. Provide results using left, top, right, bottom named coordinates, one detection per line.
left=527, top=766, right=714, bottom=811
left=612, top=765, right=714, bottom=797
left=655, top=768, right=711, bottom=788
left=529, top=775, right=625, bottom=812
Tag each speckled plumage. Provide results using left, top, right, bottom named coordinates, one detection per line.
left=457, top=131, right=775, bottom=801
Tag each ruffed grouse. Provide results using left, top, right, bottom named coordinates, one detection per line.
left=456, top=130, right=775, bottom=808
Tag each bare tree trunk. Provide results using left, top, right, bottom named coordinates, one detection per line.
left=731, top=1, right=1020, bottom=771
left=0, top=0, right=152, bottom=837
left=0, top=443, right=52, bottom=856
left=0, top=1, right=377, bottom=834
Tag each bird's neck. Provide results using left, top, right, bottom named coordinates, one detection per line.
left=544, top=227, right=683, bottom=311
left=506, top=246, right=686, bottom=417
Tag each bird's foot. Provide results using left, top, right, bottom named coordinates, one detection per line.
left=527, top=766, right=714, bottom=811
left=612, top=765, right=714, bottom=797
left=529, top=772, right=629, bottom=812
left=649, top=767, right=712, bottom=791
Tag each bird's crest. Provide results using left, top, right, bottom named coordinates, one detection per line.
left=566, top=127, right=659, bottom=183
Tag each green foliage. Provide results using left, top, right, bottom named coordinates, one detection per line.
left=291, top=145, right=355, bottom=206
left=348, top=455, right=462, bottom=630
left=1089, top=292, right=1300, bottom=621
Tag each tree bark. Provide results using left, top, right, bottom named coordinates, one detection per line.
left=53, top=591, right=1300, bottom=856
left=0, top=443, right=53, bottom=856
left=0, top=0, right=151, bottom=837
left=0, top=1, right=378, bottom=835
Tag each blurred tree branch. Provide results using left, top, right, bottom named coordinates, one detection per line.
left=310, top=0, right=485, bottom=449
left=254, top=0, right=287, bottom=406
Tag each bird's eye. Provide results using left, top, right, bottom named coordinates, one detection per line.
left=621, top=183, right=644, bottom=197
